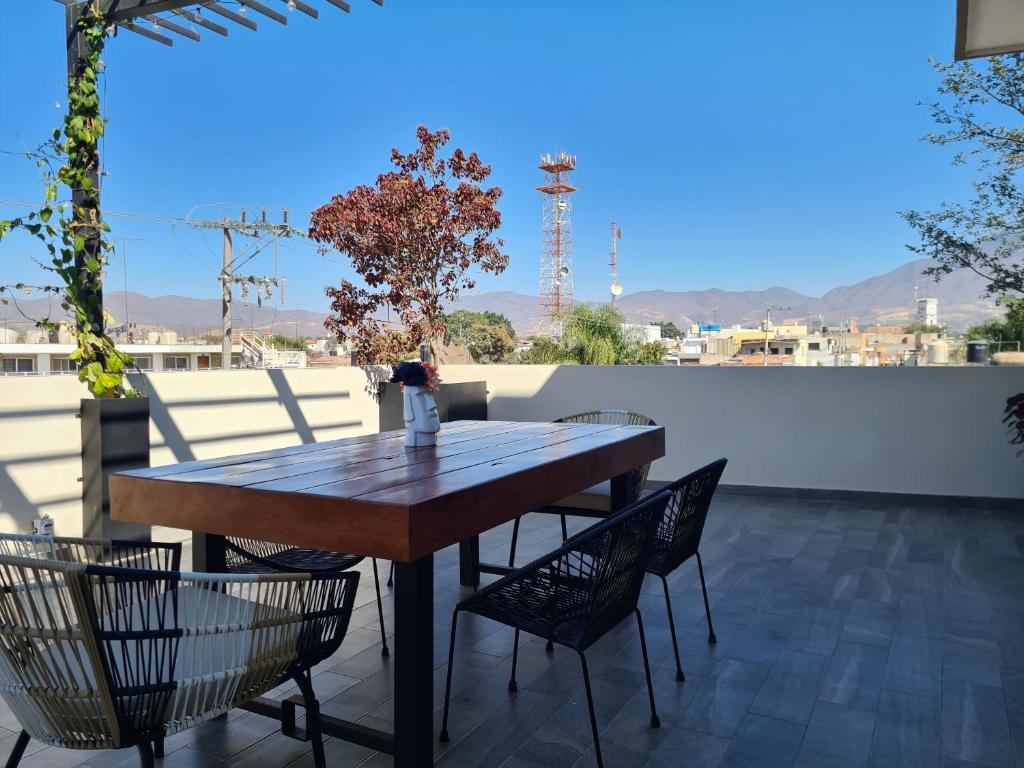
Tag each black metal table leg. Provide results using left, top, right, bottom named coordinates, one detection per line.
left=192, top=532, right=227, bottom=573
left=458, top=536, right=479, bottom=587
left=610, top=470, right=635, bottom=510
left=394, top=555, right=434, bottom=767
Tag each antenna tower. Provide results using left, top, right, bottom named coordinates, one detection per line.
left=537, top=152, right=577, bottom=331
left=609, top=220, right=623, bottom=304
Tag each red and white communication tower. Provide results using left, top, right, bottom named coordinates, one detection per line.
left=537, top=152, right=577, bottom=330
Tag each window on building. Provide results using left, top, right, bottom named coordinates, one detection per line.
left=784, top=347, right=794, bottom=355
left=131, top=356, right=153, bottom=370
left=51, top=358, right=79, bottom=373
left=808, top=342, right=820, bottom=351
left=164, top=355, right=189, bottom=370
left=2, top=358, right=34, bottom=374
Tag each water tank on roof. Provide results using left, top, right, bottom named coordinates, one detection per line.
left=23, top=329, right=47, bottom=344
left=147, top=331, right=161, bottom=344
left=926, top=340, right=949, bottom=366
left=159, top=331, right=178, bottom=345
left=0, top=328, right=17, bottom=344
left=966, top=340, right=990, bottom=364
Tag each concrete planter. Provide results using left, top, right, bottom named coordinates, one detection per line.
left=80, top=397, right=151, bottom=541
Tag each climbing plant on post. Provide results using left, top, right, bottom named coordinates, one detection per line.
left=0, top=2, right=135, bottom=397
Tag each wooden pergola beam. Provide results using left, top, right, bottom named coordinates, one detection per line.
left=171, top=7, right=228, bottom=36
left=104, top=0, right=205, bottom=23
left=237, top=0, right=287, bottom=25
left=206, top=3, right=258, bottom=31
left=145, top=13, right=200, bottom=41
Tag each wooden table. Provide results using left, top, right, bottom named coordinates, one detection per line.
left=110, top=420, right=665, bottom=767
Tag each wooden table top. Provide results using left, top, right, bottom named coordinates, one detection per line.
left=110, top=420, right=665, bottom=561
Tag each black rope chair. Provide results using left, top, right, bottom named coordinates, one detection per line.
left=649, top=458, right=727, bottom=681
left=223, top=537, right=391, bottom=657
left=439, top=490, right=671, bottom=768
left=507, top=410, right=657, bottom=568
left=0, top=533, right=359, bottom=768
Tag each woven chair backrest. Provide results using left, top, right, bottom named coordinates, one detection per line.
left=657, top=459, right=727, bottom=573
left=574, top=490, right=669, bottom=647
left=555, top=410, right=658, bottom=500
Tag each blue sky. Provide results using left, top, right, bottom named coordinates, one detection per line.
left=0, top=0, right=969, bottom=314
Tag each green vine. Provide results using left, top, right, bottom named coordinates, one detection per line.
left=0, top=3, right=137, bottom=398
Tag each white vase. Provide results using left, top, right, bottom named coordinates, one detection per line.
left=402, top=385, right=440, bottom=447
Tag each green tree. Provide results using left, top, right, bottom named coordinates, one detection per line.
left=444, top=309, right=515, bottom=341
left=653, top=320, right=682, bottom=339
left=269, top=334, right=308, bottom=351
left=443, top=309, right=516, bottom=363
left=966, top=298, right=1024, bottom=343
left=518, top=337, right=572, bottom=364
left=637, top=341, right=668, bottom=364
left=902, top=323, right=945, bottom=334
left=518, top=305, right=664, bottom=365
left=902, top=55, right=1024, bottom=300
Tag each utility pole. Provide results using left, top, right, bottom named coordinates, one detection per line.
left=762, top=305, right=791, bottom=367
left=190, top=209, right=298, bottom=371
left=221, top=218, right=233, bottom=370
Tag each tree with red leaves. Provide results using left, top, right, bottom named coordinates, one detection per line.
left=309, top=126, right=508, bottom=364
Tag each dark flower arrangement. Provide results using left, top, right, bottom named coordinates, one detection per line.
left=390, top=361, right=441, bottom=393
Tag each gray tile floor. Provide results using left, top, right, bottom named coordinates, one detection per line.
left=3, top=492, right=1023, bottom=767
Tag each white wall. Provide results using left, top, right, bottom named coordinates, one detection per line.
left=442, top=365, right=1024, bottom=500
left=1, top=364, right=1021, bottom=538
left=0, top=368, right=380, bottom=536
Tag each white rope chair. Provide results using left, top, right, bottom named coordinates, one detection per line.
left=0, top=534, right=358, bottom=768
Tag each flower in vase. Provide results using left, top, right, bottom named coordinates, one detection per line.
left=390, top=360, right=442, bottom=392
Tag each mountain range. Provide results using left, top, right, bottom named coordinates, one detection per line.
left=0, top=259, right=998, bottom=339
left=457, top=259, right=995, bottom=333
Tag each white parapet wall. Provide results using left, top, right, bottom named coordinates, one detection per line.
left=0, top=368, right=381, bottom=536
left=0, top=364, right=1021, bottom=537
left=441, top=365, right=1024, bottom=501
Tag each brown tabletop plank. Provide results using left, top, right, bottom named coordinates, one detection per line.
left=400, top=425, right=664, bottom=558
left=110, top=421, right=665, bottom=561
left=130, top=420, right=510, bottom=480
left=177, top=421, right=539, bottom=487
left=290, top=423, right=620, bottom=499
left=245, top=422, right=588, bottom=493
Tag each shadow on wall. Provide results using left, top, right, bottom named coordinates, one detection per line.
left=1, top=369, right=369, bottom=535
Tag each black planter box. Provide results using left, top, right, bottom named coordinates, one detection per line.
left=378, top=381, right=487, bottom=432
left=80, top=397, right=151, bottom=541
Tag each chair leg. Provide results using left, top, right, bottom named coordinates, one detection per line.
left=660, top=575, right=685, bottom=681
left=4, top=731, right=30, bottom=768
left=387, top=560, right=394, bottom=588
left=292, top=671, right=326, bottom=768
left=136, top=741, right=155, bottom=768
left=371, top=558, right=390, bottom=657
left=560, top=513, right=569, bottom=542
left=577, top=651, right=604, bottom=768
left=439, top=609, right=460, bottom=743
left=508, top=516, right=521, bottom=568
left=635, top=610, right=660, bottom=728
left=696, top=552, right=717, bottom=644
left=508, top=628, right=520, bottom=692
left=153, top=735, right=164, bottom=759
